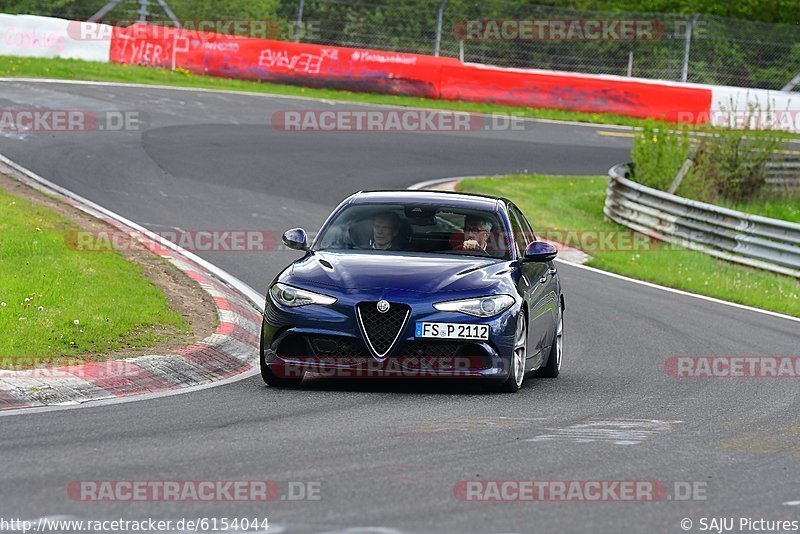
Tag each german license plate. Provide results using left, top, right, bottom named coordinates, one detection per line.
left=415, top=322, right=489, bottom=340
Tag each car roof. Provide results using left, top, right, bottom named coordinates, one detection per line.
left=348, top=190, right=509, bottom=211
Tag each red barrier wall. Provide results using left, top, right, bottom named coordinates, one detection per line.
left=440, top=64, right=712, bottom=122
left=110, top=24, right=458, bottom=98
left=109, top=23, right=713, bottom=122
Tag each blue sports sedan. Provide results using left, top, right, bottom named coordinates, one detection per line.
left=260, top=190, right=564, bottom=392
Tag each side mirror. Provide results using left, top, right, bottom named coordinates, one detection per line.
left=282, top=228, right=309, bottom=251
left=523, top=241, right=558, bottom=263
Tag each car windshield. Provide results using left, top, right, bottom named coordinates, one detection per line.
left=313, top=203, right=512, bottom=259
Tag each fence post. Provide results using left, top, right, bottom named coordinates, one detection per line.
left=294, top=0, right=305, bottom=43
left=88, top=0, right=124, bottom=22
left=137, top=0, right=150, bottom=23
left=627, top=50, right=633, bottom=76
left=154, top=0, right=181, bottom=27
left=459, top=39, right=464, bottom=62
left=434, top=0, right=448, bottom=57
left=782, top=72, right=800, bottom=92
left=680, top=14, right=698, bottom=82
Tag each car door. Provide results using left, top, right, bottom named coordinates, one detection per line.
left=508, top=205, right=553, bottom=364
left=515, top=205, right=559, bottom=352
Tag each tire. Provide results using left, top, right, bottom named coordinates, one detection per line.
left=535, top=308, right=563, bottom=379
left=260, top=321, right=304, bottom=388
left=494, top=312, right=527, bottom=393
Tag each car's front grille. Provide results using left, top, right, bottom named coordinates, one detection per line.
left=399, top=341, right=492, bottom=371
left=356, top=301, right=410, bottom=357
left=308, top=336, right=367, bottom=361
left=399, top=341, right=467, bottom=358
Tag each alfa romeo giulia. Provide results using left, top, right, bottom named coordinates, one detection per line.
left=260, top=190, right=564, bottom=392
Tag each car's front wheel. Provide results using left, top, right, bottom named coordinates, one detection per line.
left=260, top=321, right=304, bottom=388
left=495, top=313, right=527, bottom=393
left=535, top=309, right=563, bottom=378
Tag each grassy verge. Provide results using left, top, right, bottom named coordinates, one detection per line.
left=457, top=174, right=800, bottom=317
left=0, top=56, right=652, bottom=128
left=0, top=183, right=187, bottom=363
left=717, top=195, right=800, bottom=224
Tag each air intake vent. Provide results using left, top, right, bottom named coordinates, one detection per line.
left=356, top=301, right=410, bottom=358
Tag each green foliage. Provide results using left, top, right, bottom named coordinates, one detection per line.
left=692, top=128, right=787, bottom=203
left=631, top=110, right=791, bottom=205
left=631, top=121, right=690, bottom=191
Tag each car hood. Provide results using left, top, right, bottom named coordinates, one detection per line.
left=288, top=251, right=512, bottom=293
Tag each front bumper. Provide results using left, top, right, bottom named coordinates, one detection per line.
left=262, top=288, right=518, bottom=380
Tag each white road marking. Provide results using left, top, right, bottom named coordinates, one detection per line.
left=526, top=419, right=682, bottom=445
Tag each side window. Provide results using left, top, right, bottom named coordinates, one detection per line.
left=507, top=208, right=528, bottom=257
left=516, top=206, right=536, bottom=243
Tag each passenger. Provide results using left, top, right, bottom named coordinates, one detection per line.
left=458, top=215, right=493, bottom=253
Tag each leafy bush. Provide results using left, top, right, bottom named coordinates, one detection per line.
left=631, top=121, right=691, bottom=191
left=692, top=129, right=787, bottom=203
left=632, top=108, right=790, bottom=204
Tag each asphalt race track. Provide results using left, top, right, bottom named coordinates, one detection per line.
left=1, top=80, right=798, bottom=533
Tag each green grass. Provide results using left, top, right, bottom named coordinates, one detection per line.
left=0, top=56, right=655, bottom=128
left=0, top=185, right=187, bottom=365
left=718, top=195, right=800, bottom=224
left=458, top=174, right=800, bottom=317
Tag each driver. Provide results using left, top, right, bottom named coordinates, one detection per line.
left=370, top=211, right=402, bottom=250
left=460, top=215, right=493, bottom=253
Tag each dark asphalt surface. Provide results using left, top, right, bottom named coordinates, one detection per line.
left=0, top=80, right=798, bottom=534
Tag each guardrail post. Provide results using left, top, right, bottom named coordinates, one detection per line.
left=667, top=158, right=694, bottom=194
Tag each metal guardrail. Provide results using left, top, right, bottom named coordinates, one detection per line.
left=604, top=163, right=800, bottom=278
left=766, top=152, right=800, bottom=188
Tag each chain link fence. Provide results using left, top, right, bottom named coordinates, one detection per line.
left=4, top=0, right=800, bottom=91
left=284, top=0, right=800, bottom=91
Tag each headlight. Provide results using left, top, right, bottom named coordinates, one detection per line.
left=433, top=294, right=515, bottom=318
left=269, top=282, right=337, bottom=307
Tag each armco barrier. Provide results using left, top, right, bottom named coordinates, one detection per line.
left=0, top=14, right=110, bottom=61
left=766, top=152, right=800, bottom=189
left=604, top=163, right=800, bottom=278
